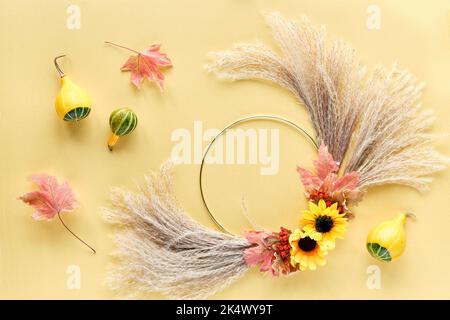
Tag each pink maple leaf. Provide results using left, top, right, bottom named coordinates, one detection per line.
left=313, top=143, right=339, bottom=180
left=106, top=42, right=172, bottom=89
left=334, top=171, right=360, bottom=192
left=296, top=167, right=322, bottom=194
left=297, top=143, right=361, bottom=205
left=243, top=230, right=276, bottom=275
left=18, top=174, right=77, bottom=221
left=18, top=174, right=95, bottom=253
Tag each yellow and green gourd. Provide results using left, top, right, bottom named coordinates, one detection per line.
left=54, top=55, right=92, bottom=122
left=108, top=108, right=138, bottom=151
left=366, top=213, right=414, bottom=262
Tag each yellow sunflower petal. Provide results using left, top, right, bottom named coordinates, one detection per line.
left=329, top=209, right=340, bottom=217
left=301, top=210, right=316, bottom=222
left=303, top=227, right=322, bottom=241
left=321, top=239, right=336, bottom=250
left=308, top=201, right=320, bottom=213
left=302, top=224, right=315, bottom=233
left=316, top=256, right=326, bottom=266
left=289, top=229, right=302, bottom=243
left=311, top=232, right=322, bottom=241
left=290, top=256, right=297, bottom=268
left=318, top=199, right=327, bottom=210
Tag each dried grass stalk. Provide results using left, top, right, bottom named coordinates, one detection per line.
left=206, top=12, right=448, bottom=192
left=207, top=12, right=366, bottom=164
left=343, top=66, right=448, bottom=191
left=104, top=163, right=251, bottom=299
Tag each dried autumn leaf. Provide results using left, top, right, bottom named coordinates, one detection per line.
left=18, top=174, right=77, bottom=221
left=106, top=42, right=172, bottom=89
left=296, top=166, right=322, bottom=194
left=297, top=143, right=361, bottom=206
left=334, top=172, right=360, bottom=193
left=18, top=174, right=95, bottom=253
left=314, top=143, right=339, bottom=180
left=243, top=230, right=276, bottom=275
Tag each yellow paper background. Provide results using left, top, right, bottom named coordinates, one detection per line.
left=1, top=0, right=449, bottom=299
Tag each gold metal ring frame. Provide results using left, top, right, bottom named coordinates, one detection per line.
left=199, top=115, right=318, bottom=234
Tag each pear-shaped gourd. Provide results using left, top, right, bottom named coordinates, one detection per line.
left=54, top=55, right=92, bottom=121
left=108, top=108, right=138, bottom=151
left=366, top=213, right=414, bottom=262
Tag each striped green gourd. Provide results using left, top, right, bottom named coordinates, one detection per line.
left=64, top=107, right=91, bottom=121
left=107, top=108, right=138, bottom=151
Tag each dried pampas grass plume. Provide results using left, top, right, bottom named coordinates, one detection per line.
left=343, top=66, right=448, bottom=191
left=207, top=12, right=448, bottom=192
left=104, top=163, right=251, bottom=299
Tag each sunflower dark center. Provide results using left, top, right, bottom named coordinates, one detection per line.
left=298, top=237, right=317, bottom=252
left=315, top=216, right=334, bottom=233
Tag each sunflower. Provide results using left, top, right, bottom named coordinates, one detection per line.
left=289, top=228, right=328, bottom=271
left=301, top=199, right=348, bottom=250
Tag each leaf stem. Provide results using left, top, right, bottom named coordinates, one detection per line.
left=104, top=41, right=140, bottom=54
left=58, top=212, right=96, bottom=254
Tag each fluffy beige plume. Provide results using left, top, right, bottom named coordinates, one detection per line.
left=343, top=66, right=448, bottom=191
left=207, top=12, right=448, bottom=192
left=104, top=163, right=251, bottom=299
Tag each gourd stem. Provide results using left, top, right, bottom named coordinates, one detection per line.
left=108, top=133, right=120, bottom=151
left=104, top=41, right=140, bottom=54
left=405, top=211, right=417, bottom=220
left=58, top=212, right=96, bottom=254
left=54, top=55, right=66, bottom=78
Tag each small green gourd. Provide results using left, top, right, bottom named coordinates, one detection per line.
left=107, top=108, right=138, bottom=151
